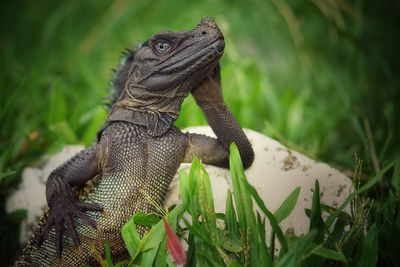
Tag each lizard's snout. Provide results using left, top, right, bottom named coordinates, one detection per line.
left=197, top=17, right=224, bottom=52
left=197, top=17, right=223, bottom=38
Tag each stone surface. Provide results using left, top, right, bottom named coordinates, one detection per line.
left=6, top=127, right=352, bottom=243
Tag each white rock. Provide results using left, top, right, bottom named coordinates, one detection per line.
left=6, top=127, right=352, bottom=244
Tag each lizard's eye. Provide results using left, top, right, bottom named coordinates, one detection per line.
left=155, top=41, right=171, bottom=54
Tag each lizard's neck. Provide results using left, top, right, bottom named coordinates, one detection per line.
left=100, top=85, right=187, bottom=139
left=106, top=105, right=177, bottom=137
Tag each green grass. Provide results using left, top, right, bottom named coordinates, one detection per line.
left=0, top=0, right=399, bottom=266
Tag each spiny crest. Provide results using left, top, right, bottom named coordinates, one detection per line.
left=106, top=44, right=142, bottom=109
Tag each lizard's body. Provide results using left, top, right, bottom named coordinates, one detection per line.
left=19, top=123, right=187, bottom=266
left=14, top=18, right=254, bottom=266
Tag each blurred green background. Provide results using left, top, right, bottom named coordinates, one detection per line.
left=1, top=0, right=399, bottom=264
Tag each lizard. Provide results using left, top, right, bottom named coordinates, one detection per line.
left=14, top=17, right=254, bottom=266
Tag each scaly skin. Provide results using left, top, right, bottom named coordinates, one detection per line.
left=14, top=17, right=254, bottom=266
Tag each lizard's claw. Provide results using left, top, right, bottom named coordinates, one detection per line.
left=37, top=198, right=103, bottom=257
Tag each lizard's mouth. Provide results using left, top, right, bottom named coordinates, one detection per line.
left=212, top=39, right=225, bottom=55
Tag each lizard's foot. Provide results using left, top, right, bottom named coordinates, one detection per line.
left=37, top=198, right=103, bottom=257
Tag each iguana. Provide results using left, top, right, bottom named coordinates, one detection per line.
left=14, top=17, right=254, bottom=266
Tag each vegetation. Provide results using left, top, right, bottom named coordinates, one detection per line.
left=0, top=0, right=399, bottom=266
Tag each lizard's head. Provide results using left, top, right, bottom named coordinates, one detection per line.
left=129, top=17, right=224, bottom=92
left=108, top=17, right=224, bottom=136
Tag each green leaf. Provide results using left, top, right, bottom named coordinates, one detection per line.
left=0, top=170, right=15, bottom=182
left=182, top=217, right=215, bottom=247
left=229, top=261, right=242, bottom=267
left=229, top=143, right=259, bottom=264
left=225, top=190, right=239, bottom=237
left=122, top=205, right=185, bottom=266
left=185, top=233, right=196, bottom=267
left=228, top=144, right=246, bottom=233
left=274, top=187, right=300, bottom=223
left=48, top=121, right=78, bottom=143
left=321, top=204, right=352, bottom=223
left=133, top=212, right=161, bottom=227
left=306, top=180, right=326, bottom=266
left=311, top=245, right=345, bottom=261
left=121, top=217, right=141, bottom=258
left=309, top=180, right=324, bottom=243
left=154, top=238, right=167, bottom=267
left=142, top=206, right=184, bottom=252
left=141, top=242, right=161, bottom=267
left=197, top=161, right=219, bottom=244
left=276, top=230, right=317, bottom=267
left=0, top=209, right=27, bottom=224
left=257, top=213, right=272, bottom=267
left=325, top=219, right=347, bottom=249
left=354, top=224, right=378, bottom=267
left=218, top=230, right=242, bottom=253
left=244, top=181, right=288, bottom=253
left=185, top=159, right=200, bottom=218
left=357, top=159, right=399, bottom=194
left=178, top=169, right=189, bottom=208
left=47, top=85, right=67, bottom=125
left=113, top=260, right=129, bottom=267
left=104, top=239, right=113, bottom=267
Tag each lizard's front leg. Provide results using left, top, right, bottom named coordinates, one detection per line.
left=186, top=64, right=254, bottom=169
left=38, top=145, right=103, bottom=257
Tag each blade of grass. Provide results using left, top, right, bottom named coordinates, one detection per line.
left=310, top=245, right=345, bottom=262
left=229, top=143, right=259, bottom=265
left=257, top=213, right=272, bottom=267
left=197, top=161, right=221, bottom=256
left=309, top=180, right=324, bottom=243
left=121, top=217, right=141, bottom=258
left=225, top=190, right=239, bottom=237
left=244, top=180, right=288, bottom=253
left=270, top=231, right=275, bottom=262
left=268, top=186, right=300, bottom=261
left=354, top=224, right=378, bottom=267
left=132, top=212, right=160, bottom=227
left=276, top=230, right=317, bottom=267
left=104, top=239, right=113, bottom=267
left=274, top=187, right=301, bottom=223
left=306, top=180, right=327, bottom=266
